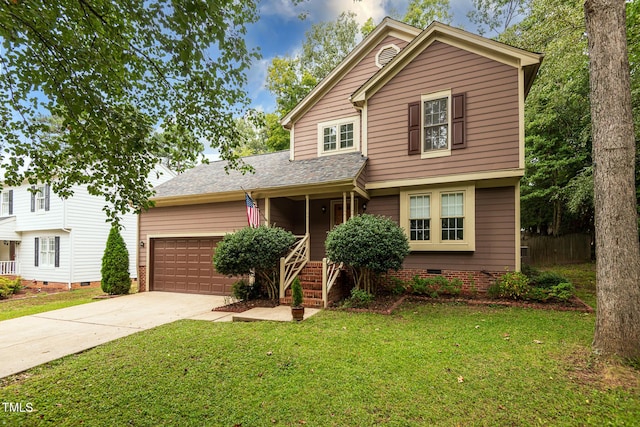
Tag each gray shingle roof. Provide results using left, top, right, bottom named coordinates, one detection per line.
left=153, top=151, right=367, bottom=199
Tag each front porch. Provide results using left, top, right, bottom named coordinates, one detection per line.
left=0, top=217, right=21, bottom=276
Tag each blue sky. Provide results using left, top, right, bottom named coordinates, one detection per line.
left=242, top=0, right=481, bottom=114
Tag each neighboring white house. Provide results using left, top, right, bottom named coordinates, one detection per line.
left=0, top=165, right=175, bottom=290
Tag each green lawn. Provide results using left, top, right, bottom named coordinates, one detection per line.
left=0, top=287, right=104, bottom=321
left=539, top=263, right=597, bottom=309
left=2, top=301, right=638, bottom=426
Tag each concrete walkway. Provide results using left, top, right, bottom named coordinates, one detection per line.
left=0, top=292, right=320, bottom=379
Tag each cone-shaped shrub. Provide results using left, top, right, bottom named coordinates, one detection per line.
left=101, top=225, right=131, bottom=295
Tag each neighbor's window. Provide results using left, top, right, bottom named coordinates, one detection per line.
left=441, top=192, right=464, bottom=241
left=1, top=192, right=9, bottom=216
left=409, top=194, right=431, bottom=241
left=40, top=237, right=56, bottom=266
left=36, top=185, right=46, bottom=212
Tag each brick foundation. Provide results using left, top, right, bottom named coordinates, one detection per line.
left=384, top=268, right=503, bottom=294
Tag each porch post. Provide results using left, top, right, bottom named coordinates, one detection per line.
left=342, top=192, right=347, bottom=223
left=265, top=197, right=271, bottom=227
left=350, top=192, right=355, bottom=219
left=305, top=195, right=310, bottom=236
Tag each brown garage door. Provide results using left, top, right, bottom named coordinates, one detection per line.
left=151, top=237, right=234, bottom=295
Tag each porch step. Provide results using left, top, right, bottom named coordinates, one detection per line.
left=280, top=261, right=325, bottom=308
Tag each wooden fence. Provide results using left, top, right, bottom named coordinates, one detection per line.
left=521, top=233, right=592, bottom=266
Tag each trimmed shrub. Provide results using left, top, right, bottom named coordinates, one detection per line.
left=488, top=271, right=529, bottom=300
left=213, top=226, right=296, bottom=300
left=101, top=226, right=131, bottom=295
left=0, top=276, right=22, bottom=299
left=325, top=214, right=409, bottom=294
left=291, top=277, right=303, bottom=307
left=341, top=287, right=374, bottom=308
left=409, top=275, right=462, bottom=298
left=530, top=271, right=569, bottom=289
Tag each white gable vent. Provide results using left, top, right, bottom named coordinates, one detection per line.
left=375, top=44, right=400, bottom=68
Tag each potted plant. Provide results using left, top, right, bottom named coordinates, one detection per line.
left=291, top=277, right=304, bottom=321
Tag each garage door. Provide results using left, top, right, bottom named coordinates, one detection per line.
left=151, top=237, right=234, bottom=295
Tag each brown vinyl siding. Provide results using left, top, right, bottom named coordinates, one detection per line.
left=367, top=41, right=520, bottom=183
left=367, top=187, right=516, bottom=271
left=269, top=198, right=296, bottom=231
left=294, top=36, right=409, bottom=160
left=139, top=201, right=247, bottom=265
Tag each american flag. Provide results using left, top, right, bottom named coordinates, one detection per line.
left=245, top=193, right=260, bottom=228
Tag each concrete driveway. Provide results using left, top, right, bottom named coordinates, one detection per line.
left=0, top=292, right=233, bottom=379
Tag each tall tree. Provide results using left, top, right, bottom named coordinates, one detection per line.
left=585, top=0, right=640, bottom=359
left=0, top=0, right=259, bottom=221
left=404, top=0, right=453, bottom=27
left=468, top=0, right=529, bottom=35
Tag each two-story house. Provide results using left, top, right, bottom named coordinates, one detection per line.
left=137, top=19, right=542, bottom=306
left=0, top=165, right=174, bottom=290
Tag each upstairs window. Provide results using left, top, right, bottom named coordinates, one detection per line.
left=30, top=184, right=50, bottom=213
left=1, top=190, right=12, bottom=216
left=408, top=90, right=466, bottom=158
left=317, top=116, right=360, bottom=156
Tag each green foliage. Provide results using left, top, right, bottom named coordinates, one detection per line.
left=0, top=277, right=22, bottom=299
left=341, top=287, right=375, bottom=309
left=213, top=226, right=296, bottom=300
left=325, top=214, right=410, bottom=293
left=467, top=0, right=528, bottom=35
left=0, top=0, right=259, bottom=222
left=404, top=0, right=453, bottom=27
left=291, top=277, right=303, bottom=307
left=232, top=279, right=261, bottom=301
left=489, top=270, right=575, bottom=302
left=409, top=275, right=461, bottom=298
left=488, top=272, right=530, bottom=300
left=101, top=226, right=131, bottom=295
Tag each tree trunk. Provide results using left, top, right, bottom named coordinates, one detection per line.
left=585, top=0, right=640, bottom=358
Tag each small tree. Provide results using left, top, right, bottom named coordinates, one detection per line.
left=325, top=214, right=410, bottom=294
left=101, top=226, right=131, bottom=295
left=213, top=226, right=296, bottom=299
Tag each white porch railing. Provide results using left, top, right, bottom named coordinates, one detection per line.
left=322, top=258, right=344, bottom=308
left=0, top=260, right=17, bottom=275
left=279, top=234, right=310, bottom=299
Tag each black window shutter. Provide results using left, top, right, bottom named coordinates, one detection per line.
left=30, top=186, right=35, bottom=212
left=55, top=236, right=60, bottom=267
left=451, top=93, right=466, bottom=150
left=408, top=101, right=421, bottom=155
left=44, top=184, right=50, bottom=211
left=8, top=190, right=13, bottom=215
left=34, top=237, right=39, bottom=267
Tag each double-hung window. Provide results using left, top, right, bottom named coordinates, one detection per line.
left=40, top=237, right=55, bottom=266
left=317, top=116, right=360, bottom=156
left=1, top=191, right=10, bottom=216
left=36, top=186, right=46, bottom=211
left=401, top=185, right=475, bottom=251
left=408, top=90, right=465, bottom=158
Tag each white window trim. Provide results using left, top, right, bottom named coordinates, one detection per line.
left=39, top=236, right=56, bottom=267
left=317, top=116, right=360, bottom=156
left=0, top=192, right=9, bottom=216
left=35, top=185, right=46, bottom=213
left=421, top=90, right=452, bottom=160
left=400, top=184, right=475, bottom=251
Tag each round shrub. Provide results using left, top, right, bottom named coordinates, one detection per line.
left=325, top=214, right=409, bottom=293
left=213, top=226, right=296, bottom=299
left=101, top=226, right=131, bottom=295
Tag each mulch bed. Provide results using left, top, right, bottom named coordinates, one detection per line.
left=0, top=286, right=64, bottom=302
left=211, top=293, right=593, bottom=315
left=213, top=298, right=279, bottom=313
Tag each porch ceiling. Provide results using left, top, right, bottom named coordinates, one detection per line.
left=0, top=217, right=21, bottom=241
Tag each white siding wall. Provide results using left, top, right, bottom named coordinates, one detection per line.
left=5, top=164, right=174, bottom=284
left=18, top=231, right=71, bottom=284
